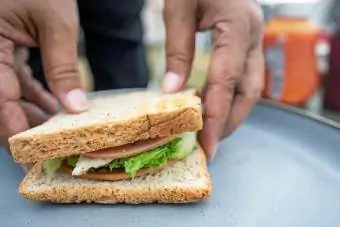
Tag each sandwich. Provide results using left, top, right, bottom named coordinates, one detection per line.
left=9, top=89, right=212, bottom=204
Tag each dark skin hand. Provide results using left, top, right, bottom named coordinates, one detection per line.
left=0, top=0, right=264, bottom=161
left=13, top=47, right=56, bottom=128
left=162, top=0, right=265, bottom=160
left=0, top=0, right=87, bottom=147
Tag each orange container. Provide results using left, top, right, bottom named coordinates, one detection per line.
left=263, top=14, right=321, bottom=104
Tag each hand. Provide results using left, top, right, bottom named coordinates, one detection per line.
left=0, top=0, right=88, bottom=147
left=13, top=47, right=57, bottom=128
left=162, top=0, right=265, bottom=160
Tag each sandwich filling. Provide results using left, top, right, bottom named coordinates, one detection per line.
left=42, top=132, right=197, bottom=180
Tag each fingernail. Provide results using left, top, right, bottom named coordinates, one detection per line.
left=208, top=153, right=216, bottom=164
left=208, top=145, right=218, bottom=163
left=66, top=89, right=88, bottom=112
left=163, top=72, right=182, bottom=92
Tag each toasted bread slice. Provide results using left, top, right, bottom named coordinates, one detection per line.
left=9, top=90, right=203, bottom=164
left=19, top=146, right=212, bottom=204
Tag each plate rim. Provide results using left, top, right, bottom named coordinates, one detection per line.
left=259, top=98, right=340, bottom=130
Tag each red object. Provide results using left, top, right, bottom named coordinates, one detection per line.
left=262, top=16, right=321, bottom=104
left=324, top=30, right=340, bottom=110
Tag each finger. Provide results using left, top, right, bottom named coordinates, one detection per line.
left=18, top=65, right=58, bottom=114
left=0, top=37, right=29, bottom=146
left=162, top=0, right=197, bottom=92
left=198, top=22, right=248, bottom=160
left=224, top=44, right=264, bottom=136
left=13, top=47, right=28, bottom=72
left=34, top=1, right=87, bottom=113
left=19, top=100, right=51, bottom=128
left=12, top=48, right=58, bottom=113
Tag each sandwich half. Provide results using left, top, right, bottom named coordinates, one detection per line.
left=9, top=90, right=212, bottom=204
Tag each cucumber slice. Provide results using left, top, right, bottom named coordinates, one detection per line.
left=171, top=132, right=197, bottom=159
left=42, top=158, right=62, bottom=175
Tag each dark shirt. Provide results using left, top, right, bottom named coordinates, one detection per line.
left=28, top=0, right=149, bottom=91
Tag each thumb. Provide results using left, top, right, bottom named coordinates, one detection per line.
left=162, top=0, right=196, bottom=93
left=37, top=2, right=87, bottom=113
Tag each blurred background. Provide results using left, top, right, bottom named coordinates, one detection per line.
left=77, top=0, right=340, bottom=121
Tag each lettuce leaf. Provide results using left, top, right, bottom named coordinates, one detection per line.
left=107, top=158, right=126, bottom=170
left=67, top=156, right=79, bottom=167
left=108, top=137, right=181, bottom=177
left=42, top=132, right=196, bottom=177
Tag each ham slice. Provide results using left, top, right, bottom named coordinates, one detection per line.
left=83, top=135, right=178, bottom=159
left=61, top=163, right=170, bottom=181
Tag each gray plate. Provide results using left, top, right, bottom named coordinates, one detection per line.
left=1, top=98, right=340, bottom=227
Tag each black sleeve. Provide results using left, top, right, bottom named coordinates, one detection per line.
left=28, top=0, right=150, bottom=91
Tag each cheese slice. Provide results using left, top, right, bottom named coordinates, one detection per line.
left=72, top=156, right=112, bottom=176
